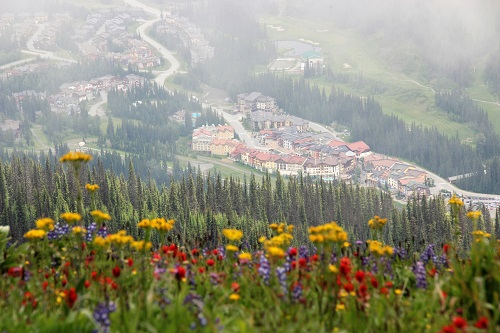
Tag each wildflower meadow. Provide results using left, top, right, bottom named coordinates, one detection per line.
left=0, top=152, right=499, bottom=332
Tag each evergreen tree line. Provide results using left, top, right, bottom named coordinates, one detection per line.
left=0, top=152, right=496, bottom=254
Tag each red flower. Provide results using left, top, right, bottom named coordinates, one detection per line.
left=288, top=248, right=297, bottom=257
left=384, top=281, right=393, bottom=288
left=112, top=266, right=121, bottom=278
left=474, top=316, right=489, bottom=329
left=191, top=259, right=197, bottom=264
left=111, top=281, right=118, bottom=290
left=310, top=254, right=319, bottom=262
left=65, top=288, right=77, bottom=308
left=380, top=287, right=389, bottom=295
left=176, top=266, right=186, bottom=280
left=231, top=282, right=240, bottom=293
left=84, top=280, right=91, bottom=289
left=42, top=281, right=49, bottom=291
left=91, top=271, right=98, bottom=280
left=61, top=279, right=67, bottom=287
left=358, top=283, right=368, bottom=298
left=298, top=257, right=307, bottom=268
left=439, top=325, right=457, bottom=333
left=443, top=244, right=451, bottom=254
left=343, top=282, right=354, bottom=293
left=207, top=259, right=215, bottom=266
left=198, top=267, right=205, bottom=274
left=355, top=270, right=365, bottom=283
left=340, top=257, right=352, bottom=276
left=212, top=249, right=218, bottom=255
left=191, top=248, right=199, bottom=256
left=370, top=276, right=379, bottom=289
left=453, top=316, right=467, bottom=329
left=177, top=252, right=187, bottom=262
left=429, top=268, right=437, bottom=277
left=291, top=261, right=297, bottom=270
left=8, top=267, right=22, bottom=277
left=127, top=258, right=134, bottom=267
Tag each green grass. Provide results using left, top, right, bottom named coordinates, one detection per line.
left=260, top=16, right=496, bottom=139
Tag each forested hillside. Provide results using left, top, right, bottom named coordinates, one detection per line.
left=0, top=151, right=497, bottom=253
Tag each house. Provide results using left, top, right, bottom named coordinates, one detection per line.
left=237, top=92, right=278, bottom=114
left=346, top=141, right=371, bottom=158
left=215, top=125, right=234, bottom=139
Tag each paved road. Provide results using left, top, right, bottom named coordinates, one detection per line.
left=89, top=91, right=107, bottom=117
left=0, top=57, right=37, bottom=70
left=123, top=0, right=180, bottom=87
left=24, top=23, right=76, bottom=63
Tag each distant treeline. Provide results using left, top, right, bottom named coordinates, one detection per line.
left=1, top=151, right=496, bottom=252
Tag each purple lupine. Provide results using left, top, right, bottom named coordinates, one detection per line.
left=217, top=246, right=226, bottom=260
left=361, top=255, right=371, bottom=267
left=420, top=244, right=438, bottom=265
left=86, top=222, right=97, bottom=242
left=292, top=282, right=303, bottom=302
left=276, top=266, right=288, bottom=296
left=413, top=261, right=427, bottom=289
left=92, top=301, right=116, bottom=333
left=382, top=257, right=393, bottom=279
left=96, top=226, right=108, bottom=238
left=298, top=245, right=309, bottom=260
left=210, top=272, right=219, bottom=285
left=47, top=222, right=69, bottom=240
left=393, top=247, right=408, bottom=260
left=258, top=253, right=271, bottom=285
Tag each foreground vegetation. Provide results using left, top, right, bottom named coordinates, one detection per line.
left=1, top=152, right=499, bottom=332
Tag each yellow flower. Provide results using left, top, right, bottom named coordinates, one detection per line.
left=35, top=217, right=54, bottom=231
left=467, top=211, right=482, bottom=220
left=342, top=242, right=350, bottom=248
left=94, top=236, right=109, bottom=248
left=131, top=240, right=152, bottom=251
left=59, top=151, right=92, bottom=163
left=226, top=244, right=239, bottom=252
left=338, top=290, right=348, bottom=298
left=60, top=212, right=82, bottom=225
left=472, top=230, right=491, bottom=242
left=137, top=219, right=152, bottom=229
left=267, top=246, right=285, bottom=258
left=368, top=216, right=388, bottom=230
left=328, top=264, right=338, bottom=273
left=269, top=223, right=278, bottom=230
left=229, top=293, right=240, bottom=301
left=90, top=210, right=111, bottom=223
left=24, top=229, right=46, bottom=240
left=85, top=184, right=100, bottom=192
left=308, top=221, right=348, bottom=245
left=448, top=195, right=464, bottom=207
left=151, top=218, right=175, bottom=232
left=395, top=289, right=402, bottom=295
left=335, top=303, right=345, bottom=311
left=107, top=230, right=134, bottom=246
left=258, top=236, right=267, bottom=243
left=222, top=229, right=243, bottom=241
left=72, top=226, right=86, bottom=235
left=238, top=252, right=252, bottom=261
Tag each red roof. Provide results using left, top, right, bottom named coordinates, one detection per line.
left=346, top=141, right=370, bottom=153
left=328, top=140, right=347, bottom=148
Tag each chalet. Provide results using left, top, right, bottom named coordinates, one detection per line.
left=191, top=128, right=212, bottom=152
left=346, top=141, right=371, bottom=158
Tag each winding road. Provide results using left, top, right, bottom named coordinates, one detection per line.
left=123, top=0, right=180, bottom=87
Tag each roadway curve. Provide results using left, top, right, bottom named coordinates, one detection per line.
left=24, top=23, right=76, bottom=63
left=123, top=0, right=180, bottom=87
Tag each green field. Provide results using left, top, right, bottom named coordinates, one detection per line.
left=260, top=16, right=500, bottom=139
